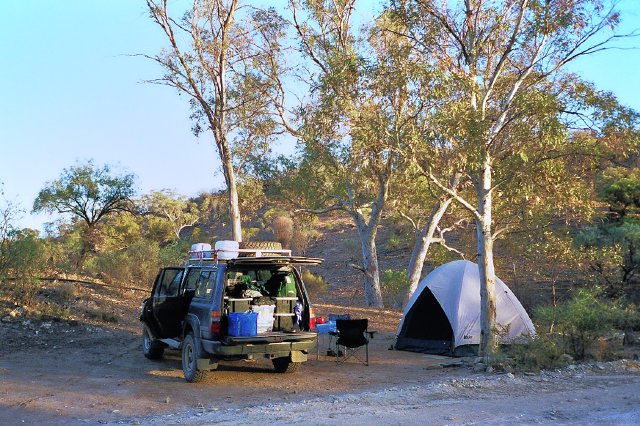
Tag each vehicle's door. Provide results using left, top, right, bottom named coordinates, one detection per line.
left=152, top=267, right=186, bottom=338
left=141, top=271, right=163, bottom=337
left=189, top=268, right=220, bottom=340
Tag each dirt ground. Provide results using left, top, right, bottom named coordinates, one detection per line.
left=1, top=285, right=640, bottom=425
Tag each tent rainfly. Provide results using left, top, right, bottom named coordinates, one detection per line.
left=395, top=260, right=536, bottom=356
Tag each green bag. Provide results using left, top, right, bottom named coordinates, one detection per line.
left=277, top=274, right=297, bottom=297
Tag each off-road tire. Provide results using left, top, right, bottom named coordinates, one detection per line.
left=142, top=326, right=164, bottom=360
left=239, top=241, right=283, bottom=257
left=182, top=333, right=207, bottom=383
left=272, top=357, right=301, bottom=373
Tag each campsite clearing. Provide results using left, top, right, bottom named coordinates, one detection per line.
left=0, top=295, right=639, bottom=425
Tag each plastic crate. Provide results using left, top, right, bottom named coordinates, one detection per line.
left=228, top=312, right=258, bottom=337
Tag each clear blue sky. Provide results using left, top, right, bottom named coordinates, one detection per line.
left=1, top=0, right=639, bottom=231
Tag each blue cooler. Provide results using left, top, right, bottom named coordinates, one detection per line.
left=228, top=312, right=258, bottom=337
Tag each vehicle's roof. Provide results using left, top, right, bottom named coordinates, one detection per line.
left=181, top=256, right=323, bottom=269
left=228, top=256, right=323, bottom=266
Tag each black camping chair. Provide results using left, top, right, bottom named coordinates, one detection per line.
left=331, top=319, right=371, bottom=366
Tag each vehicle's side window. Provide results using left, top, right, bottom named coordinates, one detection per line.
left=185, top=268, right=201, bottom=291
left=195, top=270, right=216, bottom=299
left=159, top=269, right=183, bottom=297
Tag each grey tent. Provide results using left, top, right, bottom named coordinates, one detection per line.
left=395, top=260, right=535, bottom=356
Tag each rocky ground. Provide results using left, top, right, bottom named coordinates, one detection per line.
left=1, top=281, right=639, bottom=425
left=1, top=257, right=640, bottom=425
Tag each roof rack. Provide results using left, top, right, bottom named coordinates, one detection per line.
left=185, top=244, right=293, bottom=266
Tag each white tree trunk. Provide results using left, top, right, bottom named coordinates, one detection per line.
left=221, top=153, right=242, bottom=242
left=356, top=222, right=384, bottom=308
left=476, top=155, right=497, bottom=358
left=403, top=197, right=452, bottom=306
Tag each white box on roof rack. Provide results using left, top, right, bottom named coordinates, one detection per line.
left=190, top=243, right=212, bottom=259
left=215, top=240, right=239, bottom=260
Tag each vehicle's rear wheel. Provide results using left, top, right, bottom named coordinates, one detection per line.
left=142, top=326, right=164, bottom=360
left=238, top=241, right=283, bottom=256
left=272, top=357, right=301, bottom=373
left=182, top=333, right=207, bottom=383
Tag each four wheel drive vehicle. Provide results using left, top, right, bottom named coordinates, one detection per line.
left=140, top=241, right=322, bottom=382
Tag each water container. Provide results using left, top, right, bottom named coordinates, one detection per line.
left=251, top=304, right=276, bottom=334
left=190, top=243, right=212, bottom=259
left=227, top=312, right=258, bottom=337
left=215, top=240, right=240, bottom=260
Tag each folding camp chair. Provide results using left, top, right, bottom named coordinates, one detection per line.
left=330, top=319, right=371, bottom=366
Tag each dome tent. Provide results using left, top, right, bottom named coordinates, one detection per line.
left=395, top=260, right=535, bottom=356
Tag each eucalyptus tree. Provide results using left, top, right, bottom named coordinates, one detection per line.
left=393, top=0, right=633, bottom=356
left=288, top=0, right=437, bottom=307
left=33, top=161, right=135, bottom=268
left=145, top=0, right=288, bottom=241
left=141, top=190, right=202, bottom=240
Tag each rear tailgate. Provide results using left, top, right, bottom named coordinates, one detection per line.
left=223, top=331, right=317, bottom=345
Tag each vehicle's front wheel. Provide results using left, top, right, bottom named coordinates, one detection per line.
left=272, top=357, right=301, bottom=373
left=142, top=326, right=164, bottom=360
left=182, top=333, right=207, bottom=383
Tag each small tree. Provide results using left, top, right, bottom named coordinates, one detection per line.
left=141, top=190, right=201, bottom=240
left=33, top=161, right=135, bottom=269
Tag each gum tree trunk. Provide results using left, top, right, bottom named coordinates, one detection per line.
left=476, top=154, right=497, bottom=358
left=403, top=197, right=452, bottom=306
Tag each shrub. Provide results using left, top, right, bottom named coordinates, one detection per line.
left=48, top=282, right=77, bottom=304
left=535, top=288, right=639, bottom=360
left=380, top=269, right=410, bottom=309
left=508, top=334, right=569, bottom=371
left=272, top=216, right=294, bottom=248
left=301, top=270, right=327, bottom=297
left=10, top=277, right=40, bottom=306
left=85, top=306, right=119, bottom=323
left=39, top=302, right=71, bottom=320
left=384, top=232, right=410, bottom=252
left=242, top=227, right=260, bottom=241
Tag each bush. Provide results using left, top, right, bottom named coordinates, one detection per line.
left=535, top=288, right=639, bottom=360
left=575, top=219, right=640, bottom=297
left=301, top=270, right=327, bottom=297
left=85, top=306, right=119, bottom=323
left=380, top=269, right=410, bottom=309
left=272, top=216, right=294, bottom=248
left=384, top=232, right=411, bottom=252
left=508, top=334, right=569, bottom=371
left=48, top=282, right=77, bottom=304
left=242, top=227, right=260, bottom=241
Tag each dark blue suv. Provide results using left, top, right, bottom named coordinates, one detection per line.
left=140, top=255, right=321, bottom=382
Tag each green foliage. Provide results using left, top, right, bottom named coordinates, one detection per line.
left=242, top=227, right=260, bottom=241
left=380, top=269, right=410, bottom=309
left=89, top=240, right=161, bottom=286
left=508, top=334, right=569, bottom=372
left=33, top=160, right=135, bottom=227
left=32, top=161, right=136, bottom=270
left=575, top=219, right=640, bottom=296
left=301, top=270, right=327, bottom=297
left=535, top=289, right=639, bottom=360
left=159, top=241, right=190, bottom=267
left=38, top=302, right=71, bottom=320
left=384, top=231, right=411, bottom=252
left=141, top=190, right=201, bottom=241
left=598, top=167, right=640, bottom=219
